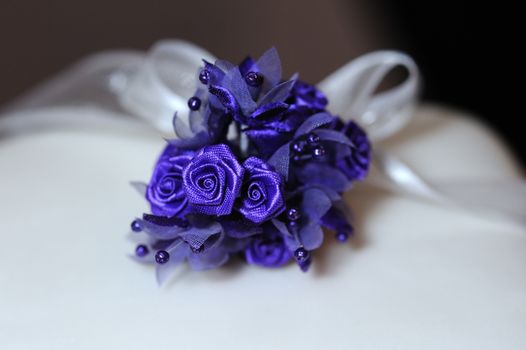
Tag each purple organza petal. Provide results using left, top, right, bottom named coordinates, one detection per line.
left=222, top=67, right=257, bottom=114
left=178, top=221, right=223, bottom=250
left=249, top=102, right=289, bottom=126
left=316, top=129, right=355, bottom=147
left=130, top=181, right=147, bottom=197
left=320, top=206, right=353, bottom=234
left=271, top=219, right=291, bottom=237
left=258, top=79, right=297, bottom=106
left=142, top=213, right=189, bottom=228
left=315, top=185, right=342, bottom=201
left=172, top=112, right=194, bottom=139
left=188, top=88, right=208, bottom=133
left=256, top=47, right=282, bottom=87
left=301, top=188, right=332, bottom=220
left=155, top=241, right=187, bottom=285
left=169, top=130, right=212, bottom=150
left=203, top=59, right=225, bottom=85
left=187, top=245, right=229, bottom=270
left=215, top=59, right=236, bottom=72
left=135, top=218, right=188, bottom=240
left=189, top=109, right=205, bottom=134
left=284, top=184, right=340, bottom=202
left=221, top=217, right=264, bottom=238
left=299, top=221, right=324, bottom=250
left=208, top=84, right=243, bottom=123
left=267, top=142, right=291, bottom=180
left=296, top=163, right=351, bottom=193
left=294, top=112, right=334, bottom=138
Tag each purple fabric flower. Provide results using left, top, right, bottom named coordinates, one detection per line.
left=146, top=145, right=194, bottom=217
left=182, top=144, right=244, bottom=216
left=286, top=80, right=328, bottom=112
left=237, top=157, right=285, bottom=224
left=243, top=81, right=328, bottom=158
left=132, top=48, right=372, bottom=281
left=331, top=119, right=371, bottom=181
left=245, top=225, right=292, bottom=267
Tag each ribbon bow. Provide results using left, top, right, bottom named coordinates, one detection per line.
left=1, top=39, right=524, bottom=225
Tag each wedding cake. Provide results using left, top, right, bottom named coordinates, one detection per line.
left=0, top=41, right=524, bottom=350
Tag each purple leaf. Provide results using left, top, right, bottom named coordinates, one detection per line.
left=130, top=181, right=147, bottom=197
left=258, top=79, right=297, bottom=106
left=155, top=242, right=187, bottom=285
left=316, top=129, right=355, bottom=147
left=299, top=221, right=324, bottom=250
left=256, top=47, right=282, bottom=87
left=297, top=163, right=351, bottom=193
left=222, top=67, right=257, bottom=114
left=178, top=222, right=223, bottom=250
left=187, top=246, right=229, bottom=270
left=301, top=188, right=332, bottom=220
left=294, top=112, right=334, bottom=138
left=272, top=219, right=291, bottom=237
left=267, top=142, right=291, bottom=180
left=135, top=218, right=188, bottom=240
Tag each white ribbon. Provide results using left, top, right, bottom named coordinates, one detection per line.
left=0, top=39, right=524, bottom=225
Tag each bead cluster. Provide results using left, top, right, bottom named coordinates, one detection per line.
left=291, top=132, right=325, bottom=163
left=284, top=207, right=313, bottom=269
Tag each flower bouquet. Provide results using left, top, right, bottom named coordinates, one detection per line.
left=130, top=48, right=371, bottom=282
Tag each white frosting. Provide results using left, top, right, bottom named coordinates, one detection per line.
left=0, top=104, right=524, bottom=349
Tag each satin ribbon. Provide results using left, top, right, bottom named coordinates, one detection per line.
left=0, top=39, right=524, bottom=225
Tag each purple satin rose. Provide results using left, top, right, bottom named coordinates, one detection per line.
left=182, top=144, right=244, bottom=216
left=245, top=225, right=292, bottom=267
left=237, top=157, right=285, bottom=224
left=331, top=119, right=371, bottom=181
left=146, top=145, right=194, bottom=217
left=286, top=80, right=328, bottom=112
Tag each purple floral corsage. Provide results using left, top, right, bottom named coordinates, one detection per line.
left=130, top=48, right=371, bottom=283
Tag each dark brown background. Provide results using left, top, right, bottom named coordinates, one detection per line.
left=0, top=0, right=523, bottom=163
left=0, top=0, right=394, bottom=104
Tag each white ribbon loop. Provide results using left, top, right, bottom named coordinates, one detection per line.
left=318, top=51, right=419, bottom=141
left=118, top=39, right=216, bottom=134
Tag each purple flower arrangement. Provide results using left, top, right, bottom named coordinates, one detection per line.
left=130, top=48, right=371, bottom=282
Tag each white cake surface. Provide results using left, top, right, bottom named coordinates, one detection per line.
left=0, top=104, right=525, bottom=350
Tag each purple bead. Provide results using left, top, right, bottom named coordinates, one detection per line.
left=336, top=231, right=349, bottom=242
left=292, top=140, right=306, bottom=154
left=287, top=207, right=301, bottom=221
left=199, top=69, right=210, bottom=84
left=155, top=250, right=170, bottom=264
left=294, top=247, right=310, bottom=262
left=292, top=154, right=304, bottom=164
left=130, top=220, right=142, bottom=232
left=306, top=133, right=320, bottom=145
left=287, top=220, right=298, bottom=229
left=312, top=145, right=326, bottom=159
left=245, top=71, right=263, bottom=87
left=188, top=97, right=201, bottom=111
left=135, top=244, right=149, bottom=257
left=299, top=257, right=312, bottom=272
